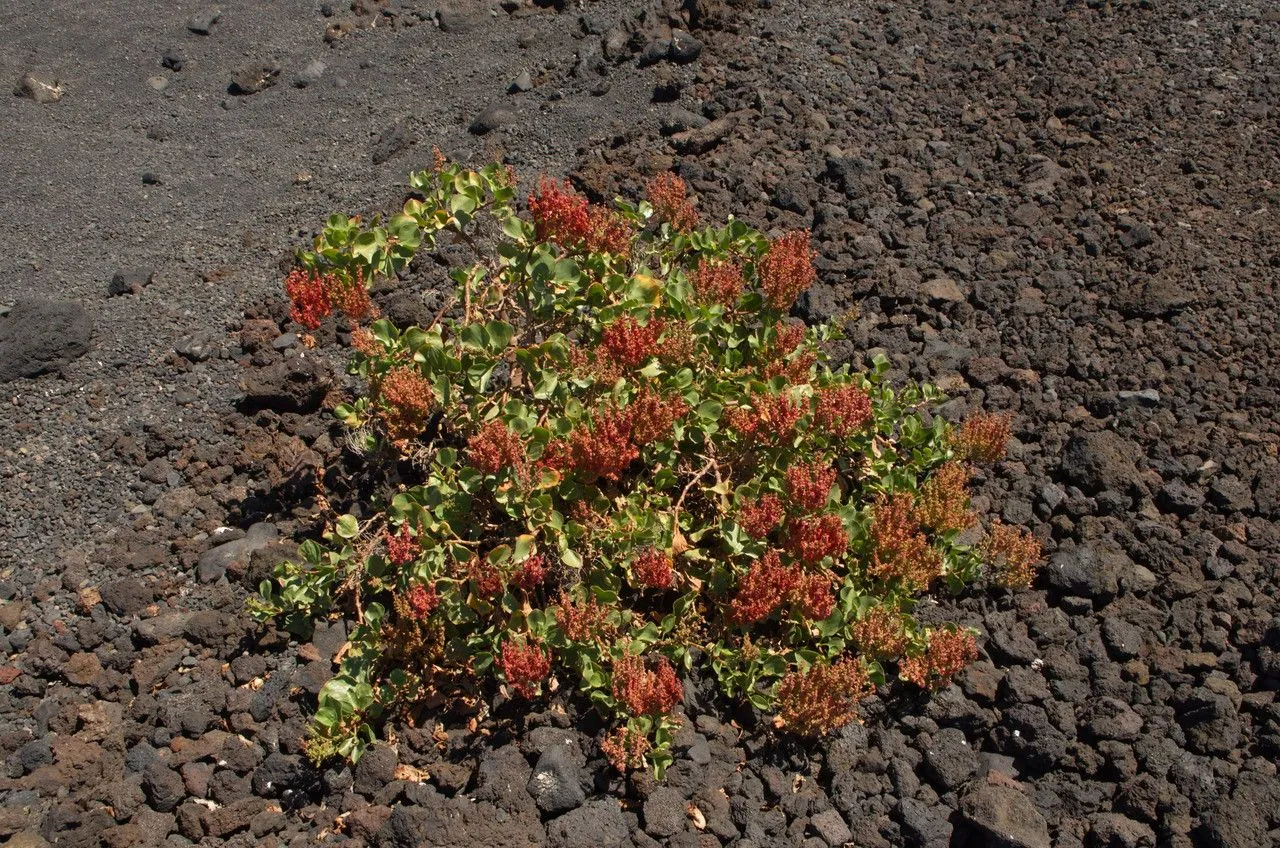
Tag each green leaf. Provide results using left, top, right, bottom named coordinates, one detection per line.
left=533, top=369, right=559, bottom=399
left=486, top=321, right=515, bottom=351
left=335, top=515, right=360, bottom=540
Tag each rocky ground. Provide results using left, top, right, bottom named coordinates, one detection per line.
left=1, top=0, right=1278, bottom=846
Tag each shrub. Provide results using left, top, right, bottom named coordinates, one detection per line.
left=249, top=159, right=1041, bottom=776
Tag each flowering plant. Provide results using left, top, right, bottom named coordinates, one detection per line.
left=251, top=160, right=1041, bottom=775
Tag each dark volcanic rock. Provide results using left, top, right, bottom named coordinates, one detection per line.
left=527, top=745, right=585, bottom=815
left=99, top=577, right=153, bottom=616
left=1062, top=431, right=1144, bottom=495
left=108, top=268, right=154, bottom=296
left=0, top=299, right=92, bottom=381
left=546, top=799, right=629, bottom=848
left=1045, top=540, right=1131, bottom=602
left=239, top=354, right=331, bottom=413
left=469, top=105, right=515, bottom=135
left=958, top=782, right=1052, bottom=848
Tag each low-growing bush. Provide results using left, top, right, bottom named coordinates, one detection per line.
left=250, top=159, right=1041, bottom=776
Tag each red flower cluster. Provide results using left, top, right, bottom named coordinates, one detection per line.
left=567, top=342, right=623, bottom=387
left=386, top=523, right=420, bottom=566
left=784, top=513, right=849, bottom=566
left=953, top=411, right=1011, bottom=464
left=500, top=640, right=551, bottom=699
left=645, top=172, right=698, bottom=231
left=379, top=366, right=436, bottom=439
left=851, top=606, right=909, bottom=660
left=899, top=628, right=978, bottom=690
left=869, top=493, right=942, bottom=590
left=812, top=384, right=873, bottom=437
left=655, top=320, right=698, bottom=366
left=760, top=320, right=811, bottom=385
left=629, top=389, right=688, bottom=446
left=631, top=548, right=674, bottom=590
left=514, top=554, right=549, bottom=592
left=775, top=658, right=872, bottom=736
left=601, top=316, right=665, bottom=368
left=768, top=320, right=806, bottom=358
left=468, top=558, right=505, bottom=598
left=284, top=268, right=333, bottom=330
left=728, top=550, right=799, bottom=625
left=351, top=326, right=382, bottom=358
left=584, top=206, right=634, bottom=256
left=612, top=653, right=682, bottom=716
left=527, top=178, right=633, bottom=256
left=794, top=571, right=835, bottom=620
left=331, top=273, right=375, bottom=325
left=757, top=230, right=816, bottom=311
left=915, top=462, right=973, bottom=533
left=726, top=391, right=805, bottom=443
left=692, top=259, right=744, bottom=307
left=467, top=420, right=528, bottom=476
left=601, top=725, right=651, bottom=772
left=529, top=178, right=590, bottom=245
left=403, top=582, right=439, bottom=620
left=563, top=404, right=640, bottom=481
left=982, top=521, right=1042, bottom=590
left=557, top=590, right=613, bottom=644
left=738, top=494, right=784, bottom=538
left=284, top=267, right=374, bottom=330
left=785, top=462, right=837, bottom=513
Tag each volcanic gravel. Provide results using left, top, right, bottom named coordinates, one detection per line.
left=1, top=0, right=1278, bottom=847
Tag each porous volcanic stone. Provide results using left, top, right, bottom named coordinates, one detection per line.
left=0, top=299, right=92, bottom=381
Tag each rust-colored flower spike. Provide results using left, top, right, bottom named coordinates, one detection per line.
left=378, top=366, right=436, bottom=439
left=386, top=523, right=421, bottom=566
left=583, top=206, right=634, bottom=257
left=737, top=494, right=784, bottom=539
left=899, top=628, right=978, bottom=690
left=784, top=513, right=849, bottom=567
left=785, top=461, right=838, bottom=514
left=601, top=725, right=651, bottom=772
left=331, top=268, right=376, bottom=325
left=630, top=548, right=674, bottom=590
left=790, top=571, right=835, bottom=621
left=402, top=582, right=439, bottom=620
left=528, top=177, right=591, bottom=245
left=612, top=653, right=683, bottom=716
left=284, top=268, right=333, bottom=330
left=629, top=388, right=689, bottom=446
left=557, top=590, right=614, bottom=644
left=499, top=640, right=551, bottom=699
left=868, top=492, right=942, bottom=590
left=953, top=411, right=1012, bottom=464
left=565, top=403, right=639, bottom=481
left=601, top=315, right=665, bottom=368
left=728, top=549, right=799, bottom=625
left=467, top=419, right=528, bottom=476
left=645, top=172, right=698, bottom=231
left=813, top=384, right=873, bottom=438
left=851, top=606, right=909, bottom=660
left=757, top=230, right=817, bottom=311
left=915, top=462, right=974, bottom=533
left=692, top=259, right=744, bottom=307
left=774, top=658, right=872, bottom=736
left=982, top=521, right=1042, bottom=590
left=513, top=553, right=549, bottom=592
left=727, top=391, right=806, bottom=444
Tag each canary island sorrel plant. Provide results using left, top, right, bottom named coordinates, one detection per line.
left=250, top=159, right=1043, bottom=777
